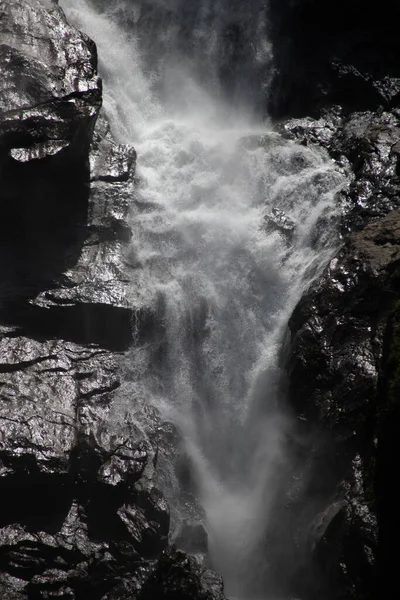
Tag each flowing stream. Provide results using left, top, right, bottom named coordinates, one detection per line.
left=62, top=1, right=346, bottom=598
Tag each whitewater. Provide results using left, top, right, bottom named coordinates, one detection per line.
left=61, top=1, right=347, bottom=598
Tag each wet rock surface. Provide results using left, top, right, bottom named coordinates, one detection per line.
left=286, top=211, right=400, bottom=599
left=277, top=109, right=400, bottom=235
left=0, top=0, right=101, bottom=299
left=0, top=2, right=225, bottom=599
left=276, top=106, right=397, bottom=596
left=2, top=1, right=398, bottom=599
left=269, top=4, right=400, bottom=597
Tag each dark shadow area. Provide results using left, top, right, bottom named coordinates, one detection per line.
left=0, top=93, right=133, bottom=351
left=0, top=300, right=133, bottom=352
left=0, top=467, right=73, bottom=533
left=0, top=144, right=89, bottom=302
left=376, top=305, right=400, bottom=599
left=268, top=0, right=400, bottom=117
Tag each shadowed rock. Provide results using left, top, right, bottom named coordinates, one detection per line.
left=0, top=2, right=225, bottom=599
left=286, top=211, right=400, bottom=599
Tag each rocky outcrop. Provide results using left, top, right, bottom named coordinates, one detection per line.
left=277, top=108, right=400, bottom=235
left=270, top=4, right=400, bottom=597
left=0, top=2, right=224, bottom=599
left=0, top=0, right=101, bottom=297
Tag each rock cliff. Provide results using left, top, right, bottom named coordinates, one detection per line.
left=286, top=213, right=400, bottom=599
left=0, top=2, right=225, bottom=598
left=268, top=1, right=400, bottom=598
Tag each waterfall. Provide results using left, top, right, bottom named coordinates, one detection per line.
left=61, top=1, right=347, bottom=598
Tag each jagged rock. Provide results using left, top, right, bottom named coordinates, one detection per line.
left=331, top=111, right=400, bottom=232
left=0, top=0, right=99, bottom=109
left=0, top=334, right=121, bottom=477
left=137, top=547, right=225, bottom=600
left=289, top=210, right=400, bottom=433
left=90, top=114, right=136, bottom=184
left=307, top=453, right=377, bottom=600
left=278, top=109, right=400, bottom=234
left=263, top=208, right=296, bottom=243
left=0, top=2, right=226, bottom=599
left=0, top=0, right=101, bottom=297
left=0, top=574, right=27, bottom=600
left=286, top=210, right=400, bottom=598
left=273, top=23, right=400, bottom=594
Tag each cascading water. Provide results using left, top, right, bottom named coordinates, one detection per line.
left=62, top=1, right=347, bottom=598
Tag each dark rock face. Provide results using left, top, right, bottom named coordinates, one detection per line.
left=270, top=3, right=400, bottom=598
left=0, top=0, right=101, bottom=297
left=0, top=2, right=225, bottom=599
left=286, top=210, right=400, bottom=599
left=268, top=0, right=400, bottom=118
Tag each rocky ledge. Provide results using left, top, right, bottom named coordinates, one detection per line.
left=277, top=108, right=400, bottom=234
left=0, top=2, right=224, bottom=599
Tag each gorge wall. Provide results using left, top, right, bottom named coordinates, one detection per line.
left=268, top=0, right=400, bottom=118
left=0, top=1, right=399, bottom=599
left=0, top=1, right=224, bottom=599
left=269, top=1, right=400, bottom=599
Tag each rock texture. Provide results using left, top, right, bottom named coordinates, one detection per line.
left=2, top=1, right=398, bottom=599
left=278, top=109, right=400, bottom=235
left=268, top=2, right=400, bottom=599
left=286, top=211, right=400, bottom=599
left=274, top=16, right=400, bottom=600
left=0, top=2, right=225, bottom=599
